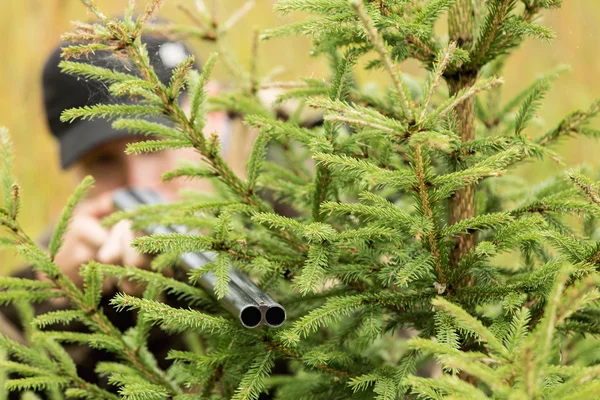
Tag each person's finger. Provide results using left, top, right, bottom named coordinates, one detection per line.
left=97, top=220, right=129, bottom=264
left=205, top=80, right=220, bottom=96
left=75, top=191, right=115, bottom=219
left=69, top=215, right=109, bottom=249
left=119, top=221, right=147, bottom=267
left=121, top=226, right=150, bottom=269
left=102, top=277, right=119, bottom=294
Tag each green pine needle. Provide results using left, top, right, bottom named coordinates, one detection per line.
left=232, top=350, right=275, bottom=400
left=49, top=175, right=94, bottom=259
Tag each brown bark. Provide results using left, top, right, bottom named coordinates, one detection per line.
left=447, top=1, right=477, bottom=270
left=448, top=0, right=475, bottom=49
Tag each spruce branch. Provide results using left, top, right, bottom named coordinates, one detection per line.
left=162, top=164, right=218, bottom=182
left=111, top=119, right=183, bottom=139
left=432, top=298, right=509, bottom=359
left=423, top=77, right=504, bottom=128
left=83, top=21, right=265, bottom=217
left=94, top=262, right=211, bottom=307
left=310, top=98, right=408, bottom=138
left=470, top=0, right=516, bottom=67
left=189, top=52, right=219, bottom=129
left=504, top=307, right=531, bottom=353
left=419, top=42, right=457, bottom=123
left=524, top=265, right=571, bottom=397
left=413, top=145, right=444, bottom=283
left=157, top=90, right=261, bottom=213
left=231, top=350, right=274, bottom=400
left=167, top=55, right=195, bottom=101
left=110, top=293, right=236, bottom=334
left=212, top=254, right=233, bottom=300
left=432, top=148, right=521, bottom=200
left=514, top=78, right=550, bottom=135
left=395, top=253, right=435, bottom=288
left=295, top=244, right=330, bottom=295
left=246, top=128, right=271, bottom=191
left=60, top=104, right=164, bottom=123
left=271, top=342, right=358, bottom=379
left=313, top=153, right=416, bottom=191
left=4, top=377, right=70, bottom=393
left=7, top=185, right=19, bottom=222
left=132, top=232, right=216, bottom=254
left=274, top=0, right=350, bottom=15
left=58, top=61, right=147, bottom=85
left=80, top=0, right=107, bottom=21
left=442, top=212, right=514, bottom=237
left=536, top=99, right=600, bottom=146
left=125, top=139, right=192, bottom=155
left=311, top=49, right=357, bottom=221
left=136, top=0, right=167, bottom=31
left=408, top=339, right=510, bottom=395
left=567, top=170, right=600, bottom=208
left=60, top=43, right=116, bottom=60
left=33, top=310, right=88, bottom=329
left=321, top=200, right=417, bottom=231
left=0, top=290, right=63, bottom=306
left=406, top=374, right=489, bottom=399
left=220, top=0, right=256, bottom=36
left=499, top=64, right=568, bottom=119
left=49, top=176, right=94, bottom=259
left=351, top=0, right=414, bottom=121
left=405, top=34, right=437, bottom=64
left=0, top=336, right=120, bottom=400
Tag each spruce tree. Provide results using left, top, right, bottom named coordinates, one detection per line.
left=1, top=0, right=600, bottom=399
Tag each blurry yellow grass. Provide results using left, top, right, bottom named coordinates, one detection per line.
left=0, top=1, right=599, bottom=273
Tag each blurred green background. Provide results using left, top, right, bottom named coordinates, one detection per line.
left=0, top=0, right=599, bottom=273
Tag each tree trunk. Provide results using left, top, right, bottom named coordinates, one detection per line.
left=447, top=0, right=477, bottom=270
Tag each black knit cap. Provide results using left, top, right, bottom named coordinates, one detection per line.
left=42, top=34, right=197, bottom=169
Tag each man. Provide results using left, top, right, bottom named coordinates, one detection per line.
left=0, top=24, right=317, bottom=397
left=0, top=31, right=233, bottom=396
left=43, top=36, right=231, bottom=291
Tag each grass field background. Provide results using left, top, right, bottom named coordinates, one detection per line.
left=0, top=0, right=599, bottom=273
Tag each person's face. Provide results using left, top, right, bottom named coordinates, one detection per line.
left=73, top=137, right=182, bottom=201
left=71, top=84, right=229, bottom=202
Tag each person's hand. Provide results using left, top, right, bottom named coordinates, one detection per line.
left=46, top=192, right=150, bottom=295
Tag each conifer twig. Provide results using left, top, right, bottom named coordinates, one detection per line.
left=419, top=42, right=457, bottom=123
left=272, top=343, right=358, bottom=379
left=137, top=0, right=167, bottom=28
left=536, top=100, right=600, bottom=147
left=177, top=2, right=211, bottom=33
left=425, top=77, right=504, bottom=126
left=413, top=145, right=444, bottom=284
left=351, top=0, right=414, bottom=121
left=220, top=0, right=255, bottom=34
left=80, top=0, right=107, bottom=21
left=406, top=34, right=436, bottom=63
left=470, top=0, right=514, bottom=67
left=567, top=171, right=600, bottom=207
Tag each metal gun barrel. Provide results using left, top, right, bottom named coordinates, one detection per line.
left=112, top=188, right=286, bottom=328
